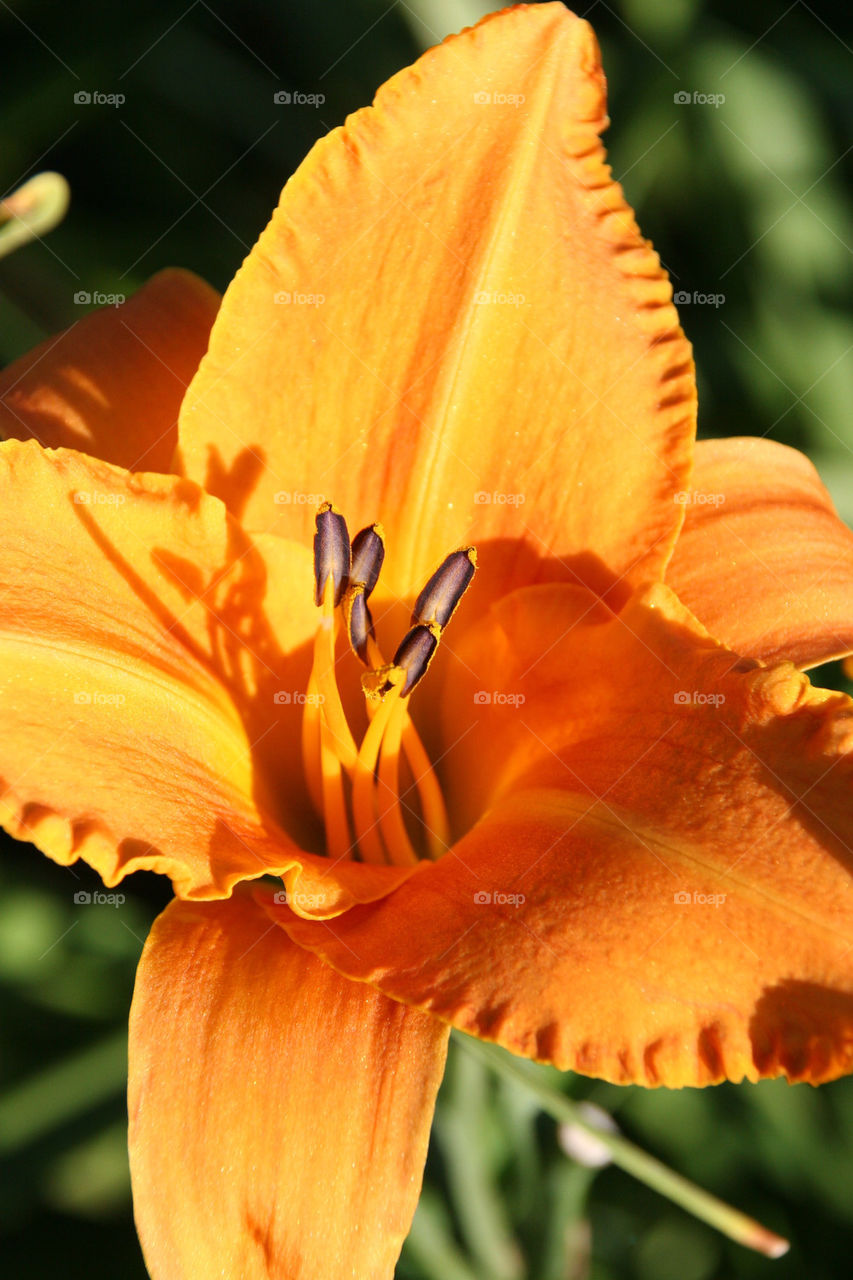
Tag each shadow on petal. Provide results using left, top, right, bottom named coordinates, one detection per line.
left=750, top=980, right=853, bottom=1082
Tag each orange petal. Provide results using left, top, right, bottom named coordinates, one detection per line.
left=0, top=438, right=413, bottom=909
left=177, top=4, right=694, bottom=602
left=666, top=436, right=853, bottom=668
left=129, top=892, right=448, bottom=1280
left=0, top=269, right=218, bottom=473
left=270, top=585, right=853, bottom=1087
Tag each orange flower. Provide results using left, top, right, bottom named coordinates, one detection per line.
left=2, top=5, right=853, bottom=1276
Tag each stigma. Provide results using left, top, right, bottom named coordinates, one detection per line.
left=301, top=502, right=476, bottom=867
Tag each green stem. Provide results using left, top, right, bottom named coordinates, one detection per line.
left=435, top=1046, right=523, bottom=1279
left=454, top=1031, right=789, bottom=1259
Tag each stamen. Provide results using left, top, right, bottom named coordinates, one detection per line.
left=390, top=623, right=440, bottom=696
left=413, top=548, right=477, bottom=628
left=304, top=504, right=475, bottom=868
left=344, top=524, right=385, bottom=663
left=313, top=502, right=351, bottom=607
left=344, top=587, right=374, bottom=664
left=312, top=578, right=358, bottom=771
left=350, top=523, right=385, bottom=595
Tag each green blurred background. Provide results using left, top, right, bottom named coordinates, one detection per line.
left=1, top=0, right=852, bottom=1276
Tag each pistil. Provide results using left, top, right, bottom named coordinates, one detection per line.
left=351, top=669, right=408, bottom=865
left=317, top=706, right=352, bottom=861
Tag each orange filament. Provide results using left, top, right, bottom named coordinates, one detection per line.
left=399, top=718, right=450, bottom=857
left=376, top=690, right=420, bottom=866
left=318, top=712, right=353, bottom=862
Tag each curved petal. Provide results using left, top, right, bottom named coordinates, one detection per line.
left=0, top=269, right=218, bottom=473
left=177, top=4, right=694, bottom=602
left=129, top=893, right=448, bottom=1280
left=0, top=439, right=412, bottom=909
left=269, top=586, right=853, bottom=1087
left=666, top=437, right=853, bottom=669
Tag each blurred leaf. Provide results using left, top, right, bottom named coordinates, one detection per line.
left=42, top=1120, right=131, bottom=1216
left=0, top=1030, right=127, bottom=1154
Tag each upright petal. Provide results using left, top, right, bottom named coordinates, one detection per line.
left=178, top=4, right=694, bottom=601
left=667, top=437, right=853, bottom=668
left=272, top=586, right=853, bottom=1087
left=129, top=893, right=448, bottom=1280
left=0, top=269, right=218, bottom=472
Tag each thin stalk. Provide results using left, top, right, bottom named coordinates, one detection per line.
left=454, top=1032, right=789, bottom=1259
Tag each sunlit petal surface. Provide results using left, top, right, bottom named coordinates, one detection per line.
left=273, top=585, right=853, bottom=1086
left=129, top=892, right=448, bottom=1280
left=178, top=4, right=695, bottom=604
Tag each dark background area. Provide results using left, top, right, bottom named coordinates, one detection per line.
left=2, top=1, right=853, bottom=1277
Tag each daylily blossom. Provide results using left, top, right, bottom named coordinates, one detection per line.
left=2, top=4, right=853, bottom=1277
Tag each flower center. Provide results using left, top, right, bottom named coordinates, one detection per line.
left=301, top=502, right=476, bottom=866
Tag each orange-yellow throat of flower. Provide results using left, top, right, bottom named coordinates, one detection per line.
left=301, top=503, right=476, bottom=868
